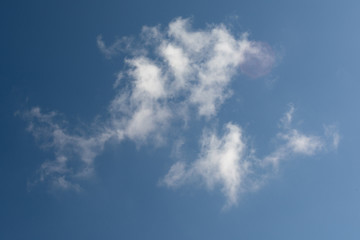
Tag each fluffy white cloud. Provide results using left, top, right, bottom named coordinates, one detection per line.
left=99, top=17, right=276, bottom=144
left=26, top=17, right=273, bottom=189
left=105, top=17, right=275, bottom=120
left=21, top=17, right=338, bottom=207
left=163, top=123, right=250, bottom=207
left=162, top=105, right=339, bottom=207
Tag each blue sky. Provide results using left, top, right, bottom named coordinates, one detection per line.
left=1, top=0, right=360, bottom=239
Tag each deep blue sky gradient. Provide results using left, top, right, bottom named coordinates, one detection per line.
left=1, top=0, right=360, bottom=239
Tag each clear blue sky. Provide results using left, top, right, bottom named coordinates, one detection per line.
left=1, top=0, right=360, bottom=239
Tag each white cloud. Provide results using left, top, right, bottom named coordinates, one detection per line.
left=284, top=130, right=323, bottom=155
left=263, top=131, right=323, bottom=168
left=105, top=17, right=276, bottom=142
left=162, top=18, right=275, bottom=117
left=107, top=17, right=276, bottom=120
left=162, top=123, right=251, bottom=208
left=21, top=17, right=338, bottom=207
left=160, top=43, right=190, bottom=89
left=264, top=106, right=326, bottom=168
left=162, top=105, right=338, bottom=207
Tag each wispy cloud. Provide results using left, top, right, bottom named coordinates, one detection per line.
left=21, top=107, right=111, bottom=190
left=162, top=105, right=339, bottom=207
left=96, top=35, right=133, bottom=59
left=262, top=106, right=334, bottom=168
left=162, top=123, right=251, bottom=208
left=21, top=17, right=338, bottom=207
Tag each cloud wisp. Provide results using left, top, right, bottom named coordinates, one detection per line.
left=162, top=105, right=339, bottom=208
left=21, top=17, right=338, bottom=207
left=21, top=107, right=112, bottom=190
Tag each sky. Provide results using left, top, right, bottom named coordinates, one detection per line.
left=1, top=0, right=360, bottom=239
